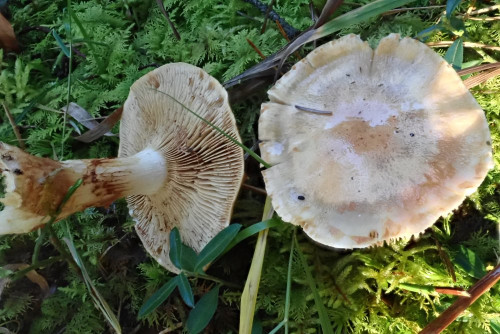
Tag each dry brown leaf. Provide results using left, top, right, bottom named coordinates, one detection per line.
left=64, top=102, right=115, bottom=137
left=75, top=106, right=123, bottom=143
left=464, top=67, right=500, bottom=89
left=0, top=13, right=19, bottom=52
left=0, top=264, right=49, bottom=299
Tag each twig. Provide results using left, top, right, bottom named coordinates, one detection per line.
left=242, top=183, right=267, bottom=196
left=2, top=102, right=26, bottom=149
left=419, top=263, right=500, bottom=334
left=468, top=4, right=499, bottom=15
left=261, top=0, right=276, bottom=33
left=427, top=41, right=500, bottom=51
left=75, top=106, right=123, bottom=143
left=155, top=0, right=181, bottom=40
left=466, top=17, right=500, bottom=21
left=275, top=21, right=302, bottom=60
left=243, top=0, right=300, bottom=39
left=246, top=38, right=266, bottom=59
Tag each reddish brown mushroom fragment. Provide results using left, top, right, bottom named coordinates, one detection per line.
left=259, top=34, right=493, bottom=248
left=0, top=63, right=244, bottom=273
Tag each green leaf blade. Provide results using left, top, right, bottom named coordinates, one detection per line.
left=453, top=245, right=487, bottom=279
left=194, top=224, right=242, bottom=273
left=315, top=0, right=416, bottom=39
left=444, top=38, right=463, bottom=70
left=138, top=276, right=179, bottom=318
left=169, top=228, right=182, bottom=269
left=446, top=0, right=462, bottom=19
left=180, top=244, right=198, bottom=272
left=52, top=29, right=70, bottom=57
left=178, top=273, right=195, bottom=308
left=186, top=285, right=220, bottom=334
left=225, top=219, right=281, bottom=253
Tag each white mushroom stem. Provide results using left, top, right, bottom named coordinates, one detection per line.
left=0, top=143, right=167, bottom=234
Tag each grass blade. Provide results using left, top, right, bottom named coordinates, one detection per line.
left=284, top=228, right=296, bottom=334
left=294, top=235, right=333, bottom=334
left=70, top=11, right=105, bottom=72
left=151, top=88, right=271, bottom=168
left=194, top=224, right=241, bottom=273
left=186, top=285, right=220, bottom=334
left=64, top=237, right=122, bottom=333
left=138, top=276, right=179, bottom=318
left=239, top=197, right=274, bottom=334
left=314, top=0, right=416, bottom=38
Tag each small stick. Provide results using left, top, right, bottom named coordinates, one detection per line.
left=275, top=20, right=302, bottom=60
left=155, top=0, right=181, bottom=40
left=261, top=0, right=276, bottom=33
left=434, top=287, right=470, bottom=297
left=246, top=38, right=266, bottom=59
left=295, top=105, right=333, bottom=115
left=419, top=263, right=500, bottom=334
left=242, top=183, right=267, bottom=196
left=427, top=41, right=500, bottom=51
left=467, top=4, right=499, bottom=15
left=2, top=102, right=25, bottom=149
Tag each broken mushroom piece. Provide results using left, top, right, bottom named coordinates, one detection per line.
left=0, top=63, right=244, bottom=273
left=259, top=34, right=493, bottom=248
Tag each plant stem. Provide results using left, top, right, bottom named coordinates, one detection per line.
left=61, top=0, right=73, bottom=160
left=420, top=263, right=500, bottom=334
left=185, top=271, right=241, bottom=289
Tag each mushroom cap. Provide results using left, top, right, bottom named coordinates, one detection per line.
left=119, top=63, right=244, bottom=272
left=259, top=34, right=493, bottom=248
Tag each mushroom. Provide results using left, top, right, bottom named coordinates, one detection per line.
left=259, top=34, right=493, bottom=248
left=0, top=63, right=244, bottom=272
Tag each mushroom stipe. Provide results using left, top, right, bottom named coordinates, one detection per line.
left=259, top=34, right=493, bottom=249
left=0, top=63, right=244, bottom=273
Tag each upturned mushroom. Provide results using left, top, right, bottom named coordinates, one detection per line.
left=0, top=63, right=244, bottom=272
left=259, top=34, right=493, bottom=248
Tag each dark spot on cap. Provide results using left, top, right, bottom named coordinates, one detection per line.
left=298, top=195, right=305, bottom=200
left=351, top=177, right=354, bottom=180
left=486, top=141, right=491, bottom=146
left=410, top=133, right=415, bottom=137
left=378, top=83, right=383, bottom=87
left=350, top=81, right=355, bottom=84
left=346, top=74, right=351, bottom=77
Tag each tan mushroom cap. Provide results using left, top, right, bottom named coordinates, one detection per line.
left=119, top=63, right=244, bottom=272
left=259, top=34, right=493, bottom=248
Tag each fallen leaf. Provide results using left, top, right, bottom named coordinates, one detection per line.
left=63, top=102, right=115, bottom=137
left=0, top=13, right=19, bottom=52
